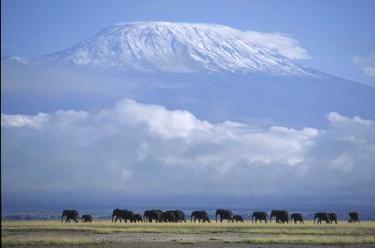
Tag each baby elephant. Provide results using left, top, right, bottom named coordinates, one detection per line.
left=233, top=215, right=244, bottom=223
left=81, top=214, right=93, bottom=223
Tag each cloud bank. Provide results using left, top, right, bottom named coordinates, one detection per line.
left=2, top=99, right=375, bottom=203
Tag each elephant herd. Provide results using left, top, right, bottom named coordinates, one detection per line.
left=61, top=209, right=360, bottom=224
left=61, top=210, right=92, bottom=223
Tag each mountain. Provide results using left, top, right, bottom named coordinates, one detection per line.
left=2, top=22, right=375, bottom=128
left=41, top=22, right=309, bottom=75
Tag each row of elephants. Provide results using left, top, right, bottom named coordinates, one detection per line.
left=61, top=209, right=360, bottom=224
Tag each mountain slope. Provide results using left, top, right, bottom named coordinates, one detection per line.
left=42, top=22, right=309, bottom=75
left=2, top=22, right=375, bottom=128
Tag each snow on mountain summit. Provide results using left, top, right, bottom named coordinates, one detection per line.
left=42, top=22, right=309, bottom=75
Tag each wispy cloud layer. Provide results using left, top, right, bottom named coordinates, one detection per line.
left=353, top=54, right=375, bottom=77
left=2, top=100, right=374, bottom=201
left=245, top=32, right=310, bottom=60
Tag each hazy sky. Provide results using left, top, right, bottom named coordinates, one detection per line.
left=2, top=0, right=375, bottom=85
left=2, top=0, right=375, bottom=210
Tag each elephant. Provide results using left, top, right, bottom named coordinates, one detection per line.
left=162, top=211, right=176, bottom=222
left=112, top=209, right=134, bottom=223
left=172, top=210, right=186, bottom=223
left=233, top=215, right=244, bottom=223
left=215, top=209, right=234, bottom=223
left=81, top=214, right=92, bottom=223
left=314, top=212, right=330, bottom=224
left=191, top=211, right=210, bottom=223
left=328, top=213, right=337, bottom=224
left=61, top=210, right=79, bottom=223
left=143, top=209, right=163, bottom=223
left=290, top=213, right=304, bottom=224
left=270, top=210, right=289, bottom=223
left=251, top=211, right=267, bottom=223
left=131, top=214, right=143, bottom=223
left=348, top=212, right=360, bottom=223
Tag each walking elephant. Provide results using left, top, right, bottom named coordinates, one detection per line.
left=112, top=209, right=134, bottom=223
left=191, top=211, right=210, bottom=223
left=270, top=210, right=289, bottom=223
left=328, top=213, right=337, bottom=224
left=251, top=211, right=267, bottom=223
left=233, top=215, right=244, bottom=223
left=61, top=210, right=79, bottom=223
left=290, top=213, right=304, bottom=224
left=162, top=211, right=176, bottom=222
left=314, top=212, right=330, bottom=224
left=131, top=214, right=143, bottom=223
left=172, top=210, right=186, bottom=223
left=348, top=212, right=360, bottom=223
left=143, top=210, right=163, bottom=223
left=215, top=209, right=234, bottom=223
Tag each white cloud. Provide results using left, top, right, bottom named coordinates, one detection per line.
left=111, top=99, right=212, bottom=139
left=1, top=113, right=49, bottom=129
left=353, top=54, right=375, bottom=77
left=244, top=31, right=310, bottom=60
left=2, top=100, right=374, bottom=201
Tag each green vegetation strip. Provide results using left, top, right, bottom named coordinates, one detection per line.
left=2, top=221, right=375, bottom=245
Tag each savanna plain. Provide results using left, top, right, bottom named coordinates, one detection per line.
left=2, top=220, right=375, bottom=248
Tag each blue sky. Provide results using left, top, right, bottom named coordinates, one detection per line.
left=2, top=0, right=375, bottom=85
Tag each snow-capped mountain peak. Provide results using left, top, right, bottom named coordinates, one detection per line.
left=42, top=21, right=309, bottom=75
